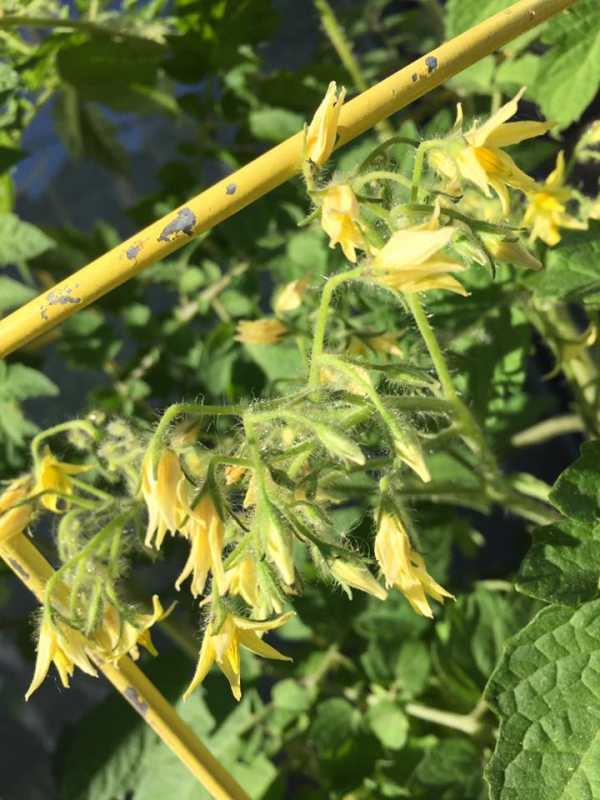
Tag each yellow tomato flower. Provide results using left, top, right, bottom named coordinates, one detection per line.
left=225, top=557, right=262, bottom=610
left=430, top=88, right=552, bottom=216
left=142, top=448, right=188, bottom=549
left=485, top=237, right=542, bottom=271
left=26, top=612, right=98, bottom=699
left=330, top=559, right=387, bottom=601
left=184, top=611, right=293, bottom=701
left=320, top=184, right=365, bottom=263
left=306, top=81, right=346, bottom=166
left=0, top=475, right=33, bottom=547
left=523, top=151, right=587, bottom=246
left=371, top=217, right=467, bottom=296
left=375, top=511, right=453, bottom=618
left=97, top=595, right=172, bottom=662
left=265, top=515, right=295, bottom=586
left=34, top=447, right=92, bottom=514
left=235, top=319, right=287, bottom=345
left=176, top=493, right=227, bottom=597
left=274, top=278, right=309, bottom=314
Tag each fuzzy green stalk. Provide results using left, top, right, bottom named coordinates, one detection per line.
left=308, top=266, right=364, bottom=390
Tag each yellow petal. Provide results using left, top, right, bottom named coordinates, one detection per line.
left=485, top=120, right=553, bottom=148
left=373, top=227, right=455, bottom=272
left=238, top=629, right=292, bottom=662
left=465, top=86, right=526, bottom=148
left=183, top=627, right=216, bottom=700
left=25, top=618, right=57, bottom=700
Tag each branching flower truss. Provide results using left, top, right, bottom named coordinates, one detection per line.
left=0, top=82, right=588, bottom=702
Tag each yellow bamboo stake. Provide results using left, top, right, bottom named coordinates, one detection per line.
left=0, top=533, right=251, bottom=800
left=0, top=0, right=576, bottom=358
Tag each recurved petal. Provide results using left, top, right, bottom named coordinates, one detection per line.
left=25, top=619, right=57, bottom=700
left=465, top=86, right=526, bottom=147
left=183, top=629, right=217, bottom=700
left=238, top=629, right=292, bottom=661
left=485, top=120, right=553, bottom=148
left=233, top=611, right=294, bottom=632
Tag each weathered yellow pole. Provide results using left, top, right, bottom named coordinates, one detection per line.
left=0, top=533, right=250, bottom=800
left=0, top=0, right=576, bottom=358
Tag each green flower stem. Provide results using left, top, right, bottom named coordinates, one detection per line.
left=355, top=136, right=420, bottom=172
left=406, top=294, right=559, bottom=524
left=410, top=140, right=442, bottom=203
left=352, top=170, right=412, bottom=193
left=308, top=266, right=364, bottom=390
left=0, top=15, right=155, bottom=42
left=31, top=420, right=97, bottom=465
left=312, top=0, right=394, bottom=140
left=528, top=300, right=600, bottom=436
left=149, top=402, right=245, bottom=476
left=69, top=477, right=113, bottom=502
left=45, top=510, right=135, bottom=608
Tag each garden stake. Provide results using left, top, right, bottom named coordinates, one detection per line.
left=0, top=532, right=251, bottom=800
left=0, top=0, right=577, bottom=357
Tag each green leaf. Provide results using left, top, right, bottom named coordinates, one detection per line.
left=0, top=213, right=54, bottom=266
left=434, top=587, right=537, bottom=711
left=531, top=0, right=600, bottom=129
left=134, top=691, right=277, bottom=800
left=486, top=600, right=600, bottom=800
left=413, top=738, right=482, bottom=790
left=309, top=698, right=356, bottom=756
left=54, top=88, right=129, bottom=173
left=517, top=519, right=600, bottom=607
left=0, top=276, right=36, bottom=314
left=526, top=223, right=600, bottom=305
left=243, top=342, right=305, bottom=384
left=445, top=0, right=541, bottom=50
left=0, top=363, right=58, bottom=402
left=549, top=441, right=600, bottom=525
left=249, top=108, right=303, bottom=143
left=0, top=63, right=18, bottom=99
left=56, top=37, right=165, bottom=111
left=366, top=701, right=408, bottom=750
left=272, top=679, right=312, bottom=713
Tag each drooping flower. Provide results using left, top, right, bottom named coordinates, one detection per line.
left=523, top=151, right=587, bottom=246
left=264, top=514, right=295, bottom=586
left=225, top=557, right=262, bottom=611
left=184, top=611, right=293, bottom=701
left=371, top=214, right=467, bottom=296
left=34, top=447, right=92, bottom=513
left=485, top=237, right=542, bottom=271
left=176, top=493, right=227, bottom=597
left=142, top=448, right=188, bottom=549
left=375, top=511, right=453, bottom=618
left=274, top=278, right=310, bottom=314
left=0, top=475, right=34, bottom=547
left=320, top=184, right=365, bottom=262
left=26, top=612, right=98, bottom=699
left=235, top=319, right=287, bottom=346
left=429, top=88, right=552, bottom=216
left=97, top=595, right=172, bottom=662
left=330, top=559, right=387, bottom=601
left=306, top=81, right=346, bottom=166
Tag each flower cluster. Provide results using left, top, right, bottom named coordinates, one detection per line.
left=9, top=81, right=589, bottom=707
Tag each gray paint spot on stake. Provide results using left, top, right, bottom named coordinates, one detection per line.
left=9, top=559, right=29, bottom=581
left=425, top=56, right=438, bottom=73
left=226, top=182, right=237, bottom=195
left=124, top=687, right=149, bottom=717
left=411, top=73, right=418, bottom=82
left=48, top=288, right=81, bottom=306
left=126, top=243, right=141, bottom=260
left=158, top=208, right=197, bottom=242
